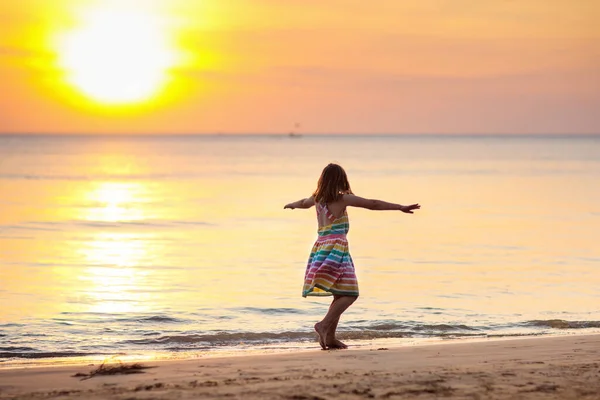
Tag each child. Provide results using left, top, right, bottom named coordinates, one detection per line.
left=284, top=163, right=420, bottom=350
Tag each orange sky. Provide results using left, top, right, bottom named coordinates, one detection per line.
left=0, top=0, right=598, bottom=134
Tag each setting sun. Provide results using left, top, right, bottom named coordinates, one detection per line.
left=55, top=7, right=178, bottom=105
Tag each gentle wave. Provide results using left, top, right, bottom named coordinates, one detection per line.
left=359, top=323, right=475, bottom=331
left=135, top=316, right=187, bottom=323
left=0, top=351, right=103, bottom=359
left=1, top=220, right=214, bottom=232
left=125, top=331, right=312, bottom=346
left=51, top=313, right=190, bottom=324
left=233, top=307, right=309, bottom=315
left=0, top=346, right=37, bottom=352
left=413, top=324, right=478, bottom=332
left=121, top=319, right=600, bottom=347
left=524, top=319, right=600, bottom=329
left=1, top=319, right=600, bottom=359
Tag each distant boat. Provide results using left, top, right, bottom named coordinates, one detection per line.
left=288, top=122, right=302, bottom=138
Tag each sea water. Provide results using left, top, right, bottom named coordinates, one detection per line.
left=0, top=134, right=599, bottom=367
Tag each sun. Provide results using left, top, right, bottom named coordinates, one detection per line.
left=56, top=8, right=178, bottom=105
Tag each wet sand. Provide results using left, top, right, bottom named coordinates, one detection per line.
left=1, top=334, right=599, bottom=399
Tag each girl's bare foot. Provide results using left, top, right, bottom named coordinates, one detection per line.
left=326, top=338, right=348, bottom=349
left=314, top=322, right=328, bottom=350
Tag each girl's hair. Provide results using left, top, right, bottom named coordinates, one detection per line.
left=313, top=163, right=353, bottom=204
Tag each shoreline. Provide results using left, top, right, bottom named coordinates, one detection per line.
left=1, top=334, right=599, bottom=399
left=2, top=331, right=598, bottom=371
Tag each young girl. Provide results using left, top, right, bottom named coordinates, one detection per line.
left=284, top=163, right=420, bottom=350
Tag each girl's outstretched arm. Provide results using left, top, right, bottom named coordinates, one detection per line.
left=284, top=196, right=315, bottom=210
left=343, top=194, right=420, bottom=213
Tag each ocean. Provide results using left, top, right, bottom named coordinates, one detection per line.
left=0, top=134, right=599, bottom=367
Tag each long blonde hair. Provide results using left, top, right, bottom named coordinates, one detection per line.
left=313, top=163, right=353, bottom=204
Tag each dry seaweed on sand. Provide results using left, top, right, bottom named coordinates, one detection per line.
left=72, top=357, right=155, bottom=380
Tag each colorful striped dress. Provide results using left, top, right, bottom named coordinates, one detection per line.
left=302, top=202, right=359, bottom=297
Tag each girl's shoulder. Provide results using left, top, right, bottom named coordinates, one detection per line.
left=340, top=193, right=357, bottom=204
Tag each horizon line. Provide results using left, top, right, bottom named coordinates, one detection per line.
left=1, top=132, right=599, bottom=137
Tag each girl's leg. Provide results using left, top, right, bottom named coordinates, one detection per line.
left=314, top=295, right=357, bottom=349
left=325, top=316, right=344, bottom=348
left=326, top=315, right=345, bottom=349
left=324, top=296, right=346, bottom=349
left=314, top=298, right=339, bottom=349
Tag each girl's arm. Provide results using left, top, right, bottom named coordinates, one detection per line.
left=343, top=194, right=420, bottom=213
left=284, top=196, right=315, bottom=210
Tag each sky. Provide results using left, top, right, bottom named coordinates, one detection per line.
left=0, top=0, right=598, bottom=134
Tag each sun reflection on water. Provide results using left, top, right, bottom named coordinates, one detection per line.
left=81, top=232, right=149, bottom=267
left=76, top=179, right=157, bottom=313
left=83, top=182, right=149, bottom=222
left=77, top=233, right=154, bottom=314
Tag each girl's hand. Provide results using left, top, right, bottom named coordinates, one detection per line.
left=284, top=204, right=295, bottom=209
left=400, top=203, right=421, bottom=213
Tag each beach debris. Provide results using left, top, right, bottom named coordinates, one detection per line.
left=71, top=357, right=155, bottom=380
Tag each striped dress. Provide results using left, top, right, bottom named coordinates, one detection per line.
left=302, top=202, right=359, bottom=297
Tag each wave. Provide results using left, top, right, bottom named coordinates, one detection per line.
left=412, top=324, right=478, bottom=332
left=0, top=351, right=102, bottom=359
left=0, top=346, right=111, bottom=360
left=354, top=323, right=473, bottom=332
left=233, top=307, right=308, bottom=315
left=523, top=319, right=600, bottom=329
left=1, top=219, right=214, bottom=233
left=0, top=346, right=37, bottom=352
left=122, top=329, right=484, bottom=348
left=0, top=323, right=25, bottom=328
left=134, top=316, right=187, bottom=323
left=117, top=319, right=600, bottom=348
left=125, top=331, right=312, bottom=346
left=2, top=319, right=599, bottom=360
left=53, top=313, right=190, bottom=324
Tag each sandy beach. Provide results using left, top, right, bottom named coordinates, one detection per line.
left=1, top=334, right=599, bottom=399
